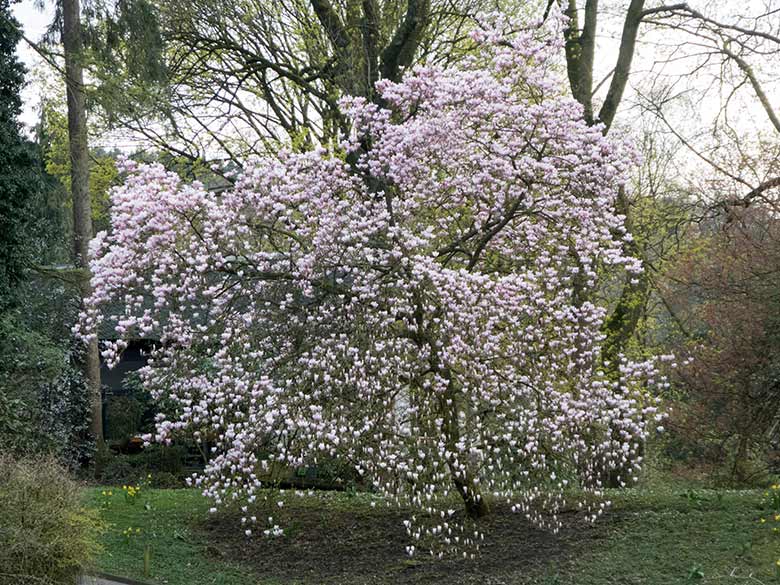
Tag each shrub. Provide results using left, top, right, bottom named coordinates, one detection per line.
left=0, top=314, right=92, bottom=468
left=105, top=395, right=144, bottom=441
left=0, top=455, right=102, bottom=585
left=99, top=455, right=138, bottom=485
left=93, top=444, right=191, bottom=487
left=309, top=457, right=365, bottom=490
left=149, top=471, right=184, bottom=489
left=105, top=373, right=156, bottom=444
left=141, top=444, right=187, bottom=475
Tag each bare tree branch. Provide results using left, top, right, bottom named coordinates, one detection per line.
left=310, top=0, right=349, bottom=49
left=727, top=177, right=780, bottom=208
left=381, top=0, right=431, bottom=82
left=598, top=0, right=644, bottom=132
left=720, top=44, right=780, bottom=134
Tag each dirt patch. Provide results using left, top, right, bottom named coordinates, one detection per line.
left=198, top=501, right=602, bottom=585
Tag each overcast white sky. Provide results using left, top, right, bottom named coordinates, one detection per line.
left=13, top=0, right=55, bottom=128
left=10, top=0, right=779, bottom=166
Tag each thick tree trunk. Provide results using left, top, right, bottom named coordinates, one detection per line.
left=63, top=0, right=102, bottom=441
left=439, top=381, right=490, bottom=520
left=452, top=472, right=490, bottom=519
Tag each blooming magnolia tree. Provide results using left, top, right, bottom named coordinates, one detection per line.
left=82, top=17, right=666, bottom=555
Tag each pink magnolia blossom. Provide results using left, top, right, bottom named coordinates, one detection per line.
left=81, top=16, right=666, bottom=556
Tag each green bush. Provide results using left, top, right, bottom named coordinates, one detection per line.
left=105, top=372, right=157, bottom=444
left=0, top=455, right=103, bottom=585
left=0, top=314, right=93, bottom=468
left=105, top=395, right=144, bottom=441
left=312, top=457, right=364, bottom=488
left=141, top=444, right=187, bottom=475
left=93, top=444, right=190, bottom=487
left=100, top=455, right=138, bottom=485
left=150, top=470, right=185, bottom=489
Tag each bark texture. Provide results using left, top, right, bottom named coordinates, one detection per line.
left=63, top=0, right=102, bottom=441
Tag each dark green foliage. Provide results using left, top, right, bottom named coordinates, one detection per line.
left=0, top=2, right=91, bottom=467
left=0, top=312, right=93, bottom=467
left=42, top=0, right=166, bottom=81
left=0, top=271, right=93, bottom=466
left=0, top=0, right=47, bottom=308
left=86, top=0, right=166, bottom=81
left=99, top=455, right=137, bottom=485
left=305, top=457, right=365, bottom=491
left=104, top=371, right=156, bottom=442
left=78, top=0, right=168, bottom=128
left=142, top=444, right=188, bottom=476
left=93, top=444, right=190, bottom=488
left=105, top=395, right=145, bottom=440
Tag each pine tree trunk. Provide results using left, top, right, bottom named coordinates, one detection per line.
left=63, top=0, right=102, bottom=441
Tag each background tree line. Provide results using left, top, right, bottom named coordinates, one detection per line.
left=2, top=0, right=780, bottom=485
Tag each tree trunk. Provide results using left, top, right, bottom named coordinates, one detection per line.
left=439, top=381, right=489, bottom=520
left=733, top=433, right=750, bottom=485
left=452, top=472, right=490, bottom=519
left=63, top=0, right=102, bottom=441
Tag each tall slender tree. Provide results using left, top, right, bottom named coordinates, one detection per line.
left=62, top=0, right=101, bottom=440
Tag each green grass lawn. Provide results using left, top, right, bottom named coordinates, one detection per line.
left=84, top=487, right=267, bottom=585
left=84, top=484, right=780, bottom=585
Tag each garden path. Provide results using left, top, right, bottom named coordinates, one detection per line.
left=79, top=574, right=149, bottom=585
